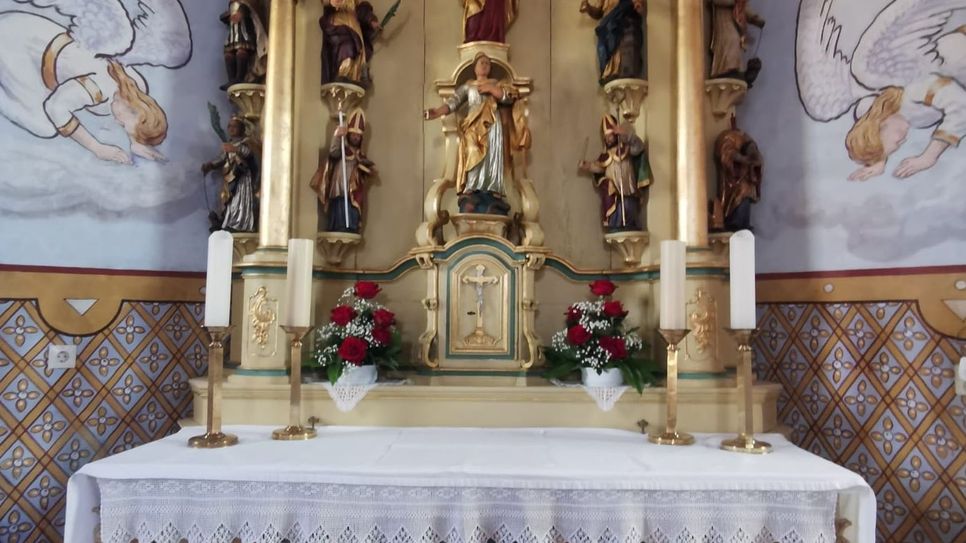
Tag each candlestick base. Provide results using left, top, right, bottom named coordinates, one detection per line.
left=720, top=434, right=772, bottom=454
left=648, top=430, right=695, bottom=446
left=188, top=432, right=239, bottom=449
left=271, top=425, right=318, bottom=441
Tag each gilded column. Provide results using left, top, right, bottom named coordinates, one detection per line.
left=258, top=0, right=298, bottom=249
left=675, top=0, right=708, bottom=247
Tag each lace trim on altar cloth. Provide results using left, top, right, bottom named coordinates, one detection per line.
left=97, top=479, right=838, bottom=543
left=320, top=380, right=409, bottom=412
left=550, top=380, right=630, bottom=412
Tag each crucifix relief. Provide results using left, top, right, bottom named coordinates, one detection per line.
left=461, top=264, right=500, bottom=346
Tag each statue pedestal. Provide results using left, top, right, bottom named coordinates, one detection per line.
left=232, top=233, right=259, bottom=261
left=227, top=83, right=266, bottom=124
left=320, top=83, right=366, bottom=117
left=705, top=78, right=748, bottom=119
left=451, top=213, right=511, bottom=238
left=603, top=78, right=649, bottom=122
left=604, top=231, right=650, bottom=268
left=316, top=232, right=362, bottom=267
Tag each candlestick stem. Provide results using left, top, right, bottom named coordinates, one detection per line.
left=649, top=329, right=694, bottom=446
left=721, top=329, right=771, bottom=454
left=272, top=326, right=317, bottom=440
left=188, top=326, right=238, bottom=448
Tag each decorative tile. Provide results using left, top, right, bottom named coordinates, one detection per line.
left=0, top=440, right=39, bottom=485
left=59, top=375, right=98, bottom=416
left=893, top=447, right=940, bottom=503
left=26, top=405, right=69, bottom=448
left=183, top=338, right=208, bottom=373
left=83, top=402, right=121, bottom=440
left=818, top=407, right=857, bottom=458
left=1, top=377, right=44, bottom=416
left=52, top=437, right=95, bottom=474
left=844, top=444, right=883, bottom=488
left=922, top=489, right=965, bottom=540
left=916, top=347, right=956, bottom=399
left=894, top=382, right=932, bottom=427
left=159, top=364, right=191, bottom=410
left=842, top=375, right=880, bottom=425
left=869, top=410, right=910, bottom=464
left=110, top=369, right=148, bottom=409
left=819, top=341, right=857, bottom=390
left=864, top=302, right=903, bottom=329
left=113, top=308, right=149, bottom=349
left=135, top=338, right=173, bottom=381
left=842, top=312, right=876, bottom=352
left=22, top=472, right=64, bottom=513
left=889, top=310, right=931, bottom=365
left=795, top=308, right=834, bottom=359
left=869, top=347, right=905, bottom=390
left=799, top=373, right=832, bottom=419
left=135, top=399, right=169, bottom=435
left=83, top=338, right=125, bottom=384
left=0, top=308, right=44, bottom=356
left=160, top=310, right=194, bottom=349
left=921, top=420, right=961, bottom=470
left=109, top=428, right=145, bottom=456
left=0, top=504, right=37, bottom=541
left=876, top=482, right=909, bottom=535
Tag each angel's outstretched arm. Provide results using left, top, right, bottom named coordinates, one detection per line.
left=43, top=78, right=132, bottom=164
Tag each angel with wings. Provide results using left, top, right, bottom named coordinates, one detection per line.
left=0, top=0, right=191, bottom=164
left=797, top=0, right=966, bottom=181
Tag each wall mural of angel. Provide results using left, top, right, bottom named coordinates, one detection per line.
left=0, top=0, right=191, bottom=164
left=796, top=0, right=966, bottom=181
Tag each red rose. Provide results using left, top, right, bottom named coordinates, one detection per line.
left=565, top=306, right=582, bottom=324
left=589, top=279, right=617, bottom=297
left=603, top=300, right=626, bottom=318
left=330, top=305, right=356, bottom=326
left=371, top=326, right=391, bottom=346
left=599, top=336, right=628, bottom=360
left=373, top=308, right=396, bottom=328
left=567, top=325, right=592, bottom=345
left=338, top=337, right=369, bottom=365
left=354, top=281, right=381, bottom=299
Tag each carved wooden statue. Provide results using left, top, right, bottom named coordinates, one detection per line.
left=320, top=0, right=382, bottom=88
left=462, top=0, right=519, bottom=44
left=202, top=116, right=261, bottom=233
left=712, top=124, right=763, bottom=232
left=424, top=53, right=530, bottom=216
left=578, top=114, right=652, bottom=232
left=221, top=0, right=269, bottom=90
left=579, top=0, right=647, bottom=85
left=310, top=109, right=376, bottom=233
left=708, top=0, right=765, bottom=83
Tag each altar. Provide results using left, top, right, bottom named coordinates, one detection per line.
left=65, top=425, right=875, bottom=543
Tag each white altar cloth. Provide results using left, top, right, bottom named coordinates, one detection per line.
left=64, top=426, right=875, bottom=543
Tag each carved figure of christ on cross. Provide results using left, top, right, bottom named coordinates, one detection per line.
left=461, top=264, right=500, bottom=346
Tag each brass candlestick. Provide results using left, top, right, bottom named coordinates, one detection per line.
left=721, top=329, right=772, bottom=454
left=188, top=326, right=239, bottom=448
left=272, top=326, right=317, bottom=441
left=649, top=329, right=695, bottom=446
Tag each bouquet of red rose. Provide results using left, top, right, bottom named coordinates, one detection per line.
left=312, top=281, right=402, bottom=383
left=542, top=279, right=655, bottom=392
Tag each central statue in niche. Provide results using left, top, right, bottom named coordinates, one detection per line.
left=424, top=53, right=528, bottom=216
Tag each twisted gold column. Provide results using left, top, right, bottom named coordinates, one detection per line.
left=675, top=0, right=708, bottom=247
left=258, top=0, right=298, bottom=249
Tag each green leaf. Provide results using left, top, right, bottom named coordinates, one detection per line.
left=327, top=363, right=344, bottom=384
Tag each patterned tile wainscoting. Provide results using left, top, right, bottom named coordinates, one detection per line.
left=0, top=299, right=207, bottom=541
left=755, top=302, right=965, bottom=543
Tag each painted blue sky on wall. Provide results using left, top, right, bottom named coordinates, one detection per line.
left=0, top=0, right=228, bottom=271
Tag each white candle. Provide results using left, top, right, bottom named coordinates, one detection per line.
left=204, top=231, right=234, bottom=327
left=284, top=239, right=314, bottom=327
left=660, top=240, right=687, bottom=330
left=729, top=230, right=757, bottom=329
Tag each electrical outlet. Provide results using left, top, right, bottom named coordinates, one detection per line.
left=956, top=356, right=966, bottom=397
left=47, top=345, right=77, bottom=369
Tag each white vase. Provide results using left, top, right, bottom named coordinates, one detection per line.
left=581, top=367, right=624, bottom=387
left=335, top=364, right=378, bottom=386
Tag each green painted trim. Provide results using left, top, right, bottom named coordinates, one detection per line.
left=239, top=267, right=287, bottom=277
left=434, top=237, right=526, bottom=262
left=544, top=258, right=727, bottom=282
left=678, top=369, right=735, bottom=380
left=444, top=249, right=517, bottom=360
left=232, top=368, right=289, bottom=377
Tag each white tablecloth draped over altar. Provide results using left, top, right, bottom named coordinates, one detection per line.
left=64, top=426, right=875, bottom=543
